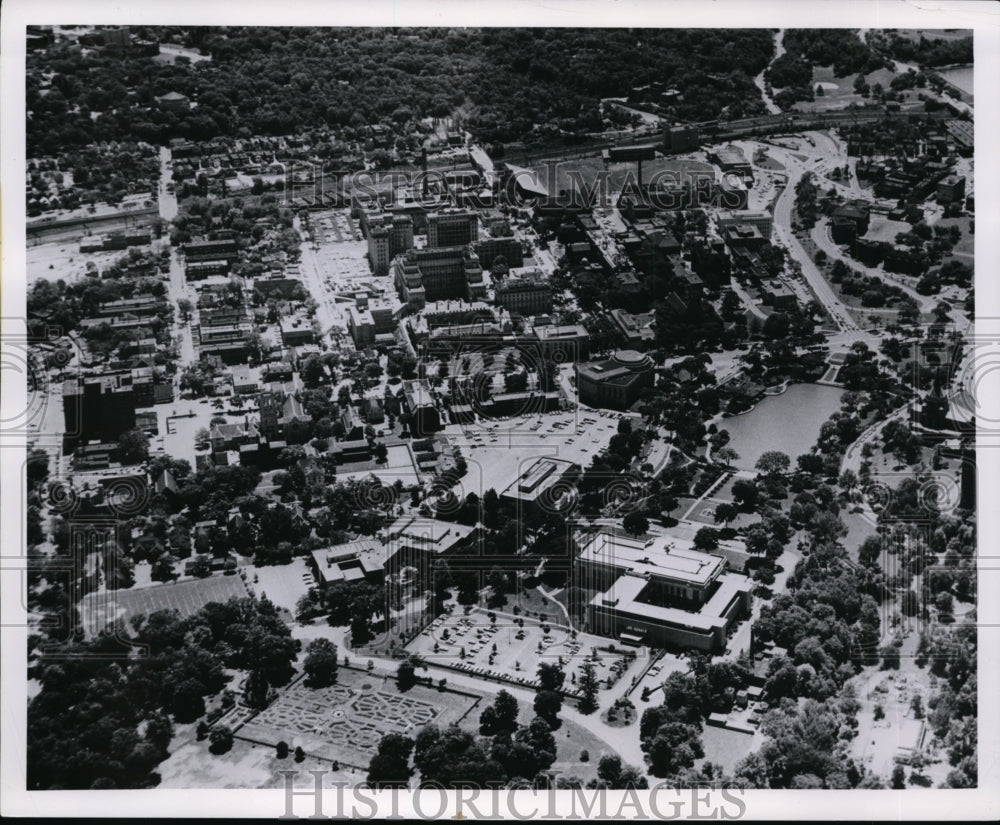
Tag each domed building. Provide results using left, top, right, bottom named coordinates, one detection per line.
left=576, top=349, right=655, bottom=410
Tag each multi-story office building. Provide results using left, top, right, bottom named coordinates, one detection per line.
left=427, top=209, right=479, bottom=248
left=577, top=530, right=752, bottom=652
left=494, top=269, right=553, bottom=316
left=63, top=375, right=136, bottom=444
left=532, top=324, right=591, bottom=362
left=716, top=209, right=773, bottom=239
left=366, top=213, right=414, bottom=275
left=475, top=236, right=525, bottom=271
left=392, top=246, right=486, bottom=310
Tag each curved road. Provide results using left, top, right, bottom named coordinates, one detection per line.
left=771, top=153, right=863, bottom=333
left=754, top=29, right=785, bottom=116
left=809, top=217, right=938, bottom=314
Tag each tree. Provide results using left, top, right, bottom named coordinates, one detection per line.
left=303, top=638, right=339, bottom=687
left=756, top=451, right=791, bottom=476
left=578, top=661, right=599, bottom=715
left=510, top=717, right=558, bottom=778
left=208, top=725, right=233, bottom=754
left=367, top=732, right=414, bottom=788
left=276, top=741, right=289, bottom=759
left=731, top=478, right=759, bottom=510
left=243, top=668, right=270, bottom=710
left=714, top=502, right=739, bottom=525
left=714, top=446, right=739, bottom=467
left=479, top=690, right=519, bottom=739
left=189, top=555, right=211, bottom=578
left=622, top=512, right=649, bottom=537
left=644, top=721, right=704, bottom=777
left=537, top=662, right=565, bottom=692
left=396, top=655, right=425, bottom=692
left=118, top=428, right=150, bottom=464
left=693, top=527, right=721, bottom=551
left=177, top=298, right=194, bottom=320
left=534, top=689, right=563, bottom=730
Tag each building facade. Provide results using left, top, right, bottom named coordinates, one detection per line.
left=427, top=209, right=479, bottom=248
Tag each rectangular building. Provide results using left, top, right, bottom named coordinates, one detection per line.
left=577, top=530, right=752, bottom=652
left=494, top=269, right=553, bottom=316
left=427, top=209, right=479, bottom=248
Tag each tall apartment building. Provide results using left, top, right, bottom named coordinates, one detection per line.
left=367, top=214, right=414, bottom=275
left=427, top=209, right=479, bottom=248
left=936, top=175, right=966, bottom=205
left=392, top=246, right=486, bottom=310
left=63, top=375, right=136, bottom=444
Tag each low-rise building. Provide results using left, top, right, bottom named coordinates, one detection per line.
left=533, top=324, right=591, bottom=362
left=310, top=539, right=386, bottom=585
left=608, top=309, right=656, bottom=349
left=576, top=349, right=654, bottom=410
left=499, top=457, right=579, bottom=514
left=577, top=529, right=752, bottom=652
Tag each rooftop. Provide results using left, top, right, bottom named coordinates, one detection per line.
left=577, top=530, right=725, bottom=587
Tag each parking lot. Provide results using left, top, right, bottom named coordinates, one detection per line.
left=406, top=608, right=640, bottom=699
left=444, top=409, right=627, bottom=497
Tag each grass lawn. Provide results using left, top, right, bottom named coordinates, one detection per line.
left=158, top=734, right=358, bottom=789
left=865, top=216, right=915, bottom=244
left=698, top=725, right=756, bottom=774
left=798, top=66, right=901, bottom=110
left=932, top=216, right=975, bottom=260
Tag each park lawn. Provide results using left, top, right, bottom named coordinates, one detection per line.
left=792, top=65, right=903, bottom=113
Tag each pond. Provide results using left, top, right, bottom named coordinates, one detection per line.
left=936, top=65, right=973, bottom=96
left=721, top=383, right=846, bottom=471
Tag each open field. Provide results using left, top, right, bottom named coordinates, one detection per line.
left=699, top=725, right=757, bottom=774
left=792, top=66, right=907, bottom=113
left=865, top=216, right=914, bottom=243
left=335, top=443, right=423, bottom=486
left=27, top=240, right=125, bottom=285
left=246, top=558, right=315, bottom=614
left=159, top=733, right=357, bottom=789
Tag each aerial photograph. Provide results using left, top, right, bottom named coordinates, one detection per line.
left=18, top=22, right=978, bottom=800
